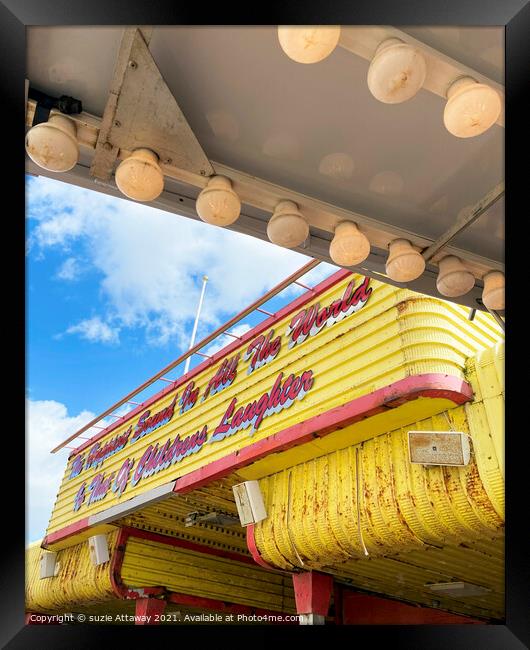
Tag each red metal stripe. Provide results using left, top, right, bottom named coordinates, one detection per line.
left=173, top=373, right=473, bottom=493
left=246, top=524, right=284, bottom=571
left=68, top=267, right=350, bottom=458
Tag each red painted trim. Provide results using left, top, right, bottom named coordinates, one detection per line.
left=120, top=525, right=257, bottom=566
left=47, top=373, right=472, bottom=547
left=246, top=524, right=284, bottom=571
left=292, top=571, right=334, bottom=616
left=173, top=373, right=473, bottom=494
left=42, top=517, right=90, bottom=548
left=166, top=592, right=294, bottom=621
left=70, top=269, right=351, bottom=458
left=333, top=584, right=343, bottom=625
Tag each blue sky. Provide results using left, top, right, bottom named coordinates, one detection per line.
left=26, top=174, right=337, bottom=543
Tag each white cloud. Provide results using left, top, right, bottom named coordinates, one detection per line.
left=27, top=175, right=338, bottom=348
left=66, top=316, right=120, bottom=345
left=56, top=257, right=81, bottom=281
left=26, top=399, right=95, bottom=543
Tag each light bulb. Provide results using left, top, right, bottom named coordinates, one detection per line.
left=115, top=149, right=164, bottom=202
left=367, top=38, right=427, bottom=104
left=444, top=76, right=501, bottom=138
left=267, top=200, right=309, bottom=248
left=25, top=114, right=79, bottom=172
left=329, top=221, right=370, bottom=267
left=277, top=26, right=341, bottom=64
left=196, top=176, right=241, bottom=226
left=482, top=271, right=505, bottom=311
left=385, top=239, right=425, bottom=282
left=436, top=256, right=475, bottom=297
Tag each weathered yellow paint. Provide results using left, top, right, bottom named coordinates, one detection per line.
left=120, top=536, right=296, bottom=613
left=46, top=272, right=503, bottom=545
left=252, top=341, right=505, bottom=619
left=464, top=341, right=504, bottom=519
left=41, top=524, right=118, bottom=552
left=26, top=527, right=295, bottom=616
left=26, top=530, right=119, bottom=613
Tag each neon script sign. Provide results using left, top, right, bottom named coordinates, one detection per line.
left=287, top=276, right=372, bottom=348
left=72, top=369, right=314, bottom=511
left=68, top=276, right=372, bottom=512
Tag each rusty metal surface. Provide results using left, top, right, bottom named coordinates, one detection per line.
left=252, top=341, right=505, bottom=620
left=26, top=530, right=119, bottom=614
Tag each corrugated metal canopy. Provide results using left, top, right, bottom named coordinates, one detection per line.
left=26, top=26, right=504, bottom=310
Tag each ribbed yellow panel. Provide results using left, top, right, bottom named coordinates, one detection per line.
left=25, top=530, right=119, bottom=613
left=253, top=341, right=505, bottom=619
left=120, top=536, right=296, bottom=613
left=255, top=417, right=503, bottom=569
left=464, top=341, right=504, bottom=519
left=47, top=273, right=503, bottom=541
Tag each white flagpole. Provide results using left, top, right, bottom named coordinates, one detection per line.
left=184, top=275, right=209, bottom=375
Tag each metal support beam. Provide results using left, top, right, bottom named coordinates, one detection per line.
left=25, top=107, right=503, bottom=283
left=26, top=158, right=498, bottom=314
left=135, top=598, right=167, bottom=625
left=421, top=183, right=504, bottom=263
left=224, top=331, right=241, bottom=340
left=485, top=307, right=505, bottom=331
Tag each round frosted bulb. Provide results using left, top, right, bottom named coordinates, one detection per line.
left=444, top=77, right=501, bottom=138
left=196, top=176, right=241, bottom=226
left=278, top=26, right=341, bottom=64
left=367, top=39, right=427, bottom=104
left=482, top=271, right=505, bottom=311
left=329, top=222, right=370, bottom=267
left=25, top=114, right=79, bottom=172
left=385, top=239, right=425, bottom=282
left=267, top=200, right=309, bottom=248
left=436, top=256, right=475, bottom=298
left=115, top=149, right=164, bottom=202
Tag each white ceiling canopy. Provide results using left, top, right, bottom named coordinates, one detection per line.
left=26, top=25, right=504, bottom=313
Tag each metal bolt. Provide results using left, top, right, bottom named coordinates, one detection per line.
left=129, top=60, right=137, bottom=69
left=114, top=120, right=121, bottom=128
left=200, top=169, right=206, bottom=176
left=165, top=158, right=173, bottom=165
